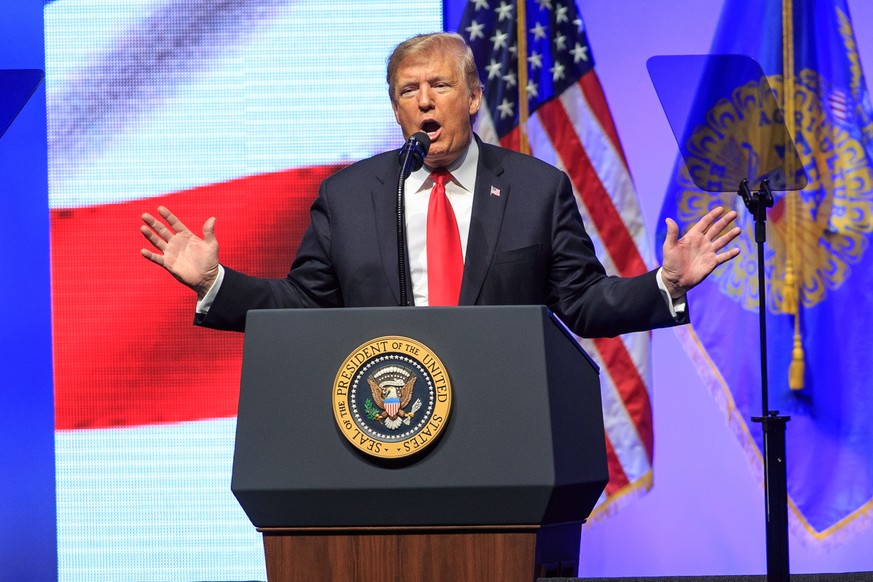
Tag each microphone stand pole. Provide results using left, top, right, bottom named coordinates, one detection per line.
left=396, top=154, right=413, bottom=307
left=395, top=133, right=429, bottom=307
left=737, top=178, right=790, bottom=582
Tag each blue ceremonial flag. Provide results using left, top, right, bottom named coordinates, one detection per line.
left=655, top=0, right=873, bottom=541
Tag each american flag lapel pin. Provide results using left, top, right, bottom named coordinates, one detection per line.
left=490, top=185, right=501, bottom=197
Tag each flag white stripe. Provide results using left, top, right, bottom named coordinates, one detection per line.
left=46, top=0, right=440, bottom=208
left=531, top=96, right=653, bottom=486
left=479, top=80, right=654, bottom=493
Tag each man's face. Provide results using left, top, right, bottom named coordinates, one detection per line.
left=391, top=51, right=482, bottom=168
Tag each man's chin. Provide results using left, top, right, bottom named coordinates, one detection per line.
left=425, top=147, right=455, bottom=168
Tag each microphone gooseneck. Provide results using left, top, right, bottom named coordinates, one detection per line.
left=396, top=132, right=431, bottom=306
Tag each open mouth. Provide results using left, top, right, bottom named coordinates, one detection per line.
left=421, top=120, right=441, bottom=139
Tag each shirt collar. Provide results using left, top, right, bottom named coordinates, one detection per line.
left=407, top=137, right=479, bottom=194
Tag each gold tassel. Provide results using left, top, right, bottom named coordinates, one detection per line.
left=783, top=269, right=797, bottom=314
left=789, top=326, right=805, bottom=390
left=783, top=0, right=804, bottom=390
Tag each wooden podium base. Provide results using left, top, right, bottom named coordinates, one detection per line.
left=259, top=523, right=581, bottom=582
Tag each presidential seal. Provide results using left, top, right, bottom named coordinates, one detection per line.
left=332, top=336, right=452, bottom=459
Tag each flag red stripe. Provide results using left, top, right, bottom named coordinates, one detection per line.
left=536, top=97, right=647, bottom=277
left=498, top=126, right=521, bottom=151
left=603, top=432, right=630, bottom=495
left=539, top=79, right=655, bottom=466
left=595, top=336, right=654, bottom=464
left=494, top=87, right=654, bottom=469
left=457, top=4, right=656, bottom=514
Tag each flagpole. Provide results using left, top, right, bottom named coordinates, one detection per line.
left=516, top=0, right=530, bottom=155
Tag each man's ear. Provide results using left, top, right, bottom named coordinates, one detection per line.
left=469, top=88, right=483, bottom=116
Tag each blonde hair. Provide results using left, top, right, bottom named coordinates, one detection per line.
left=386, top=32, right=483, bottom=104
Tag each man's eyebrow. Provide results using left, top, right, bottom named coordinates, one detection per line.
left=427, top=74, right=455, bottom=84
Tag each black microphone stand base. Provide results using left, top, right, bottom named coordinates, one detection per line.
left=752, top=412, right=790, bottom=582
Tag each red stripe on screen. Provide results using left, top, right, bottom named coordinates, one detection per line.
left=52, top=164, right=343, bottom=430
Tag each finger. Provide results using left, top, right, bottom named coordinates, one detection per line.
left=141, top=212, right=175, bottom=241
left=140, top=224, right=167, bottom=251
left=140, top=247, right=165, bottom=266
left=692, top=206, right=725, bottom=236
left=712, top=226, right=742, bottom=249
left=158, top=206, right=191, bottom=234
left=707, top=221, right=742, bottom=250
left=715, top=247, right=741, bottom=265
left=707, top=210, right=739, bottom=240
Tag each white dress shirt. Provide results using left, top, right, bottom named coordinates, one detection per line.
left=404, top=138, right=479, bottom=306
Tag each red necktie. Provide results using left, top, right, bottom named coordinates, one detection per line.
left=427, top=169, right=463, bottom=306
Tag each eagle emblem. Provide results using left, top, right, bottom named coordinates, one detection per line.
left=366, top=365, right=422, bottom=430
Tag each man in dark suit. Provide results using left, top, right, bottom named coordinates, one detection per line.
left=140, top=32, right=740, bottom=337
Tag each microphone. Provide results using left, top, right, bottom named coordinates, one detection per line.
left=396, top=132, right=431, bottom=306
left=398, top=131, right=431, bottom=179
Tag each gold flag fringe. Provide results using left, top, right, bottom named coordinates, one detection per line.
left=676, top=325, right=873, bottom=547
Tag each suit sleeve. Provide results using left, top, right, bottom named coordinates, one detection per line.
left=546, top=171, right=688, bottom=338
left=197, top=182, right=343, bottom=332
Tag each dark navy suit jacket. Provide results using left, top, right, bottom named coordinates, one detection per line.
left=200, top=139, right=685, bottom=337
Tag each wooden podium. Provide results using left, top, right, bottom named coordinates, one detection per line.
left=259, top=524, right=583, bottom=581
left=233, top=306, right=607, bottom=581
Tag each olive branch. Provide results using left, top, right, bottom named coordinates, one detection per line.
left=364, top=398, right=380, bottom=421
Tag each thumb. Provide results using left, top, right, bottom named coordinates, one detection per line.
left=664, top=217, right=679, bottom=248
left=202, top=217, right=217, bottom=244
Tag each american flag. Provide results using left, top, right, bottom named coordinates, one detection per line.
left=458, top=0, right=655, bottom=517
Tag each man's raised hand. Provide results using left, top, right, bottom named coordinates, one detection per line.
left=140, top=206, right=220, bottom=299
left=660, top=206, right=742, bottom=299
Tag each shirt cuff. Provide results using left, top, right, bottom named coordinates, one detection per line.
left=656, top=267, right=686, bottom=319
left=195, top=265, right=225, bottom=315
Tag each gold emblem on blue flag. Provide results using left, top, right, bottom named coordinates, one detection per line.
left=670, top=71, right=873, bottom=314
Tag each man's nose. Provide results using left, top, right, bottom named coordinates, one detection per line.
left=417, top=85, right=434, bottom=110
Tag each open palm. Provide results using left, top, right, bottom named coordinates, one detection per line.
left=660, top=206, right=741, bottom=299
left=140, top=206, right=220, bottom=299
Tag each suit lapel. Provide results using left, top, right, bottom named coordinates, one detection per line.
left=460, top=143, right=508, bottom=305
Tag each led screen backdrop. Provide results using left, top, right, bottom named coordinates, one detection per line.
left=45, top=1, right=441, bottom=579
